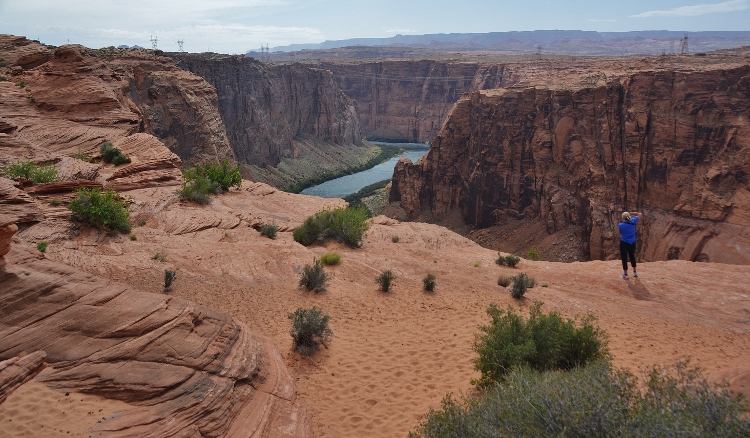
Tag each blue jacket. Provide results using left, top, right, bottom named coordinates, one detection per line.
left=619, top=217, right=639, bottom=244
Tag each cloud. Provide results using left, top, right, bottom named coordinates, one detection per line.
left=630, top=0, right=749, bottom=17
left=586, top=19, right=617, bottom=22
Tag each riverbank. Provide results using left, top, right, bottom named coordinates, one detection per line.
left=343, top=179, right=391, bottom=215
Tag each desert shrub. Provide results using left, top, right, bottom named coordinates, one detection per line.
left=0, top=58, right=7, bottom=67
left=527, top=276, right=536, bottom=288
left=299, top=258, right=328, bottom=292
left=178, top=175, right=221, bottom=204
left=164, top=269, right=177, bottom=292
left=1, top=160, right=59, bottom=183
left=138, top=219, right=147, bottom=226
left=15, top=80, right=25, bottom=88
left=497, top=274, right=512, bottom=287
left=68, top=187, right=131, bottom=234
left=185, top=159, right=241, bottom=192
left=0, top=76, right=7, bottom=82
left=510, top=273, right=529, bottom=299
left=71, top=149, right=93, bottom=162
left=288, top=306, right=333, bottom=356
left=49, top=199, right=62, bottom=206
left=36, top=241, right=48, bottom=253
left=129, top=234, right=137, bottom=241
left=410, top=360, right=750, bottom=438
left=376, top=270, right=395, bottom=292
left=473, top=261, right=481, bottom=268
left=526, top=246, right=540, bottom=261
left=152, top=252, right=167, bottom=262
left=320, top=252, right=342, bottom=265
left=99, top=142, right=131, bottom=165
left=293, top=206, right=370, bottom=248
left=496, top=253, right=520, bottom=268
left=423, top=273, right=437, bottom=292
left=472, top=302, right=608, bottom=387
left=392, top=235, right=400, bottom=243
left=259, top=224, right=278, bottom=239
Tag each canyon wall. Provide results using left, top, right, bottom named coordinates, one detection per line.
left=390, top=66, right=750, bottom=264
left=175, top=55, right=363, bottom=168
left=320, top=61, right=511, bottom=142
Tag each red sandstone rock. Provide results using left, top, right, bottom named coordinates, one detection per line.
left=391, top=65, right=750, bottom=264
left=0, top=351, right=46, bottom=404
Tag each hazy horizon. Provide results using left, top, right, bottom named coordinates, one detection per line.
left=1, top=0, right=748, bottom=54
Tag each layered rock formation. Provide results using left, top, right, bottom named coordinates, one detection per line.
left=391, top=65, right=750, bottom=264
left=174, top=54, right=363, bottom=169
left=0, top=245, right=311, bottom=437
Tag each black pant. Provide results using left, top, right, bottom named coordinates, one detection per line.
left=620, top=240, right=636, bottom=271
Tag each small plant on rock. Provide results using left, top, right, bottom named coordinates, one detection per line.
left=99, top=141, right=131, bottom=166
left=376, top=270, right=395, bottom=292
left=497, top=274, right=512, bottom=287
left=152, top=252, right=167, bottom=262
left=510, top=272, right=529, bottom=299
left=68, top=187, right=131, bottom=234
left=36, top=241, right=48, bottom=253
left=259, top=224, right=278, bottom=239
left=49, top=199, right=62, bottom=206
left=1, top=160, right=59, bottom=183
left=423, top=273, right=437, bottom=292
left=496, top=253, right=520, bottom=268
left=392, top=235, right=400, bottom=243
left=288, top=306, right=333, bottom=356
left=164, top=269, right=177, bottom=292
left=320, top=252, right=342, bottom=265
left=299, top=258, right=328, bottom=292
left=527, top=246, right=541, bottom=261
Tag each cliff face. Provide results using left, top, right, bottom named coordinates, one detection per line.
left=0, top=35, right=234, bottom=164
left=321, top=61, right=510, bottom=142
left=175, top=55, right=363, bottom=168
left=391, top=66, right=750, bottom=264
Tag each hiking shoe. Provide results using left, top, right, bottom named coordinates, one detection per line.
left=621, top=274, right=630, bottom=280
left=633, top=271, right=638, bottom=277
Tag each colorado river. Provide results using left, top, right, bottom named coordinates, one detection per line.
left=300, top=142, right=429, bottom=198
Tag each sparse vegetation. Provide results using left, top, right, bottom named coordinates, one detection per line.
left=100, top=141, right=131, bottom=166
left=423, top=273, right=437, bottom=292
left=410, top=360, right=750, bottom=438
left=391, top=235, right=400, bottom=243
left=288, top=306, right=333, bottom=356
left=320, top=252, right=342, bottom=266
left=152, top=252, right=167, bottom=262
left=71, top=149, right=93, bottom=162
left=178, top=159, right=241, bottom=204
left=49, top=199, right=62, bottom=206
left=0, top=76, right=7, bottom=82
left=164, top=269, right=177, bottom=292
left=293, top=206, right=371, bottom=248
left=259, top=224, right=278, bottom=239
left=473, top=302, right=608, bottom=387
left=1, top=160, right=59, bottom=183
left=68, top=187, right=131, bottom=234
left=15, top=80, right=25, bottom=88
left=497, top=274, right=512, bottom=287
left=526, top=246, right=540, bottom=261
left=473, top=261, right=481, bottom=268
left=36, top=241, right=48, bottom=253
left=299, top=258, right=329, bottom=292
left=342, top=178, right=390, bottom=213
left=130, top=234, right=137, bottom=241
left=138, top=219, right=147, bottom=226
left=376, top=270, right=395, bottom=292
left=510, top=272, right=529, bottom=299
left=496, top=253, right=520, bottom=268
left=542, top=283, right=549, bottom=287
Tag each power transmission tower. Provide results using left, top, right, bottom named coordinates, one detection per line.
left=679, top=33, right=688, bottom=55
left=537, top=45, right=542, bottom=60
left=150, top=35, right=158, bottom=50
left=177, top=39, right=184, bottom=52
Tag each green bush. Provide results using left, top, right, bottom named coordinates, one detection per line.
left=259, top=224, right=278, bottom=239
left=1, top=160, right=59, bottom=183
left=299, top=258, right=328, bottom=292
left=320, top=252, right=342, bottom=265
left=152, top=252, right=167, bottom=262
left=496, top=253, right=520, bottom=268
left=510, top=272, right=529, bottom=299
left=497, top=274, right=512, bottom=287
left=184, top=159, right=241, bottom=192
left=129, top=234, right=137, bottom=241
left=71, top=149, right=93, bottom=162
left=68, top=188, right=131, bottom=234
left=36, top=241, right=48, bottom=253
left=376, top=270, right=395, bottom=292
left=423, top=273, right=437, bottom=292
left=526, top=246, right=540, bottom=261
left=164, top=269, right=177, bottom=292
left=99, top=142, right=131, bottom=165
left=410, top=360, right=750, bottom=438
left=392, top=235, right=400, bottom=243
left=293, top=206, right=371, bottom=248
left=49, top=199, right=62, bottom=206
left=178, top=175, right=221, bottom=204
left=288, top=306, right=333, bottom=356
left=472, top=302, right=608, bottom=387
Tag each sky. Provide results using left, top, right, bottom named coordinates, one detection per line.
left=0, top=0, right=748, bottom=54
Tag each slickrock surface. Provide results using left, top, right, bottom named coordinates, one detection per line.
left=0, top=351, right=46, bottom=404
left=391, top=53, right=750, bottom=264
left=0, top=245, right=312, bottom=438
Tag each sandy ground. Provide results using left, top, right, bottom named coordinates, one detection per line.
left=2, top=187, right=750, bottom=437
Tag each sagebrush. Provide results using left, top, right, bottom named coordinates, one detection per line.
left=376, top=270, right=395, bottom=292
left=293, top=206, right=371, bottom=248
left=164, top=269, right=177, bottom=292
left=178, top=159, right=242, bottom=204
left=260, top=224, right=278, bottom=239
left=289, top=306, right=333, bottom=356
left=423, top=273, right=437, bottom=292
left=68, top=188, right=131, bottom=234
left=510, top=272, right=529, bottom=299
left=496, top=253, right=520, bottom=268
left=299, top=258, right=329, bottom=292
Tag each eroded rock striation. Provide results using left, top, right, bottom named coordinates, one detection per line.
left=391, top=65, right=750, bottom=264
left=0, top=245, right=312, bottom=437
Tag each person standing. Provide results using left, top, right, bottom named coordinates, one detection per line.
left=618, top=211, right=642, bottom=280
